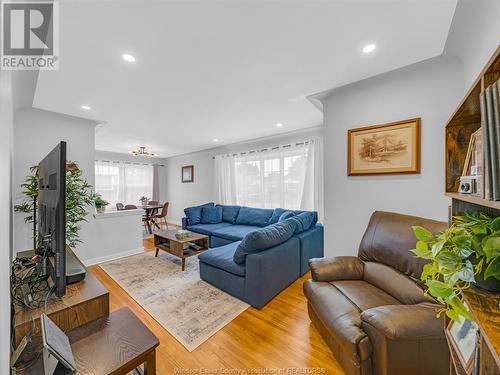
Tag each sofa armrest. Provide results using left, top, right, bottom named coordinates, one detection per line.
left=308, top=256, right=364, bottom=282
left=245, top=237, right=300, bottom=308
left=361, top=303, right=444, bottom=340
left=181, top=217, right=188, bottom=229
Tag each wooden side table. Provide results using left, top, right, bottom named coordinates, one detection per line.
left=153, top=230, right=209, bottom=271
left=18, top=307, right=159, bottom=375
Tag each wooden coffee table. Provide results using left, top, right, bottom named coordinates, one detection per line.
left=153, top=230, right=209, bottom=271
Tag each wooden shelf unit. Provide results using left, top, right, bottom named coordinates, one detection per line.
left=445, top=46, right=500, bottom=211
left=444, top=46, right=500, bottom=375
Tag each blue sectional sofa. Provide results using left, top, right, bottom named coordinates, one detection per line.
left=182, top=203, right=324, bottom=308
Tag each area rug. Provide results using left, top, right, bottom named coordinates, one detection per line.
left=99, top=251, right=249, bottom=352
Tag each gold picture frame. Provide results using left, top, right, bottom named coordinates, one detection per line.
left=348, top=118, right=421, bottom=176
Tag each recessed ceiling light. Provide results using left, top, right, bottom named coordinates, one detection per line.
left=213, top=138, right=219, bottom=142
left=276, top=123, right=283, bottom=128
left=122, top=53, right=136, bottom=62
left=81, top=105, right=91, bottom=110
left=362, top=44, right=376, bottom=54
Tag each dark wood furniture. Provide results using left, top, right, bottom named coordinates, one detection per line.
left=444, top=45, right=500, bottom=375
left=445, top=46, right=500, bottom=212
left=154, top=230, right=209, bottom=271
left=19, top=307, right=159, bottom=375
left=14, top=248, right=109, bottom=347
left=141, top=204, right=163, bottom=234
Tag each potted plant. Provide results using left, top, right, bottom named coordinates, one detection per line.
left=14, top=162, right=94, bottom=248
left=94, top=194, right=109, bottom=214
left=410, top=211, right=500, bottom=322
left=139, top=196, right=149, bottom=206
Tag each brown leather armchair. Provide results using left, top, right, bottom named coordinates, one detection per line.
left=304, top=211, right=450, bottom=375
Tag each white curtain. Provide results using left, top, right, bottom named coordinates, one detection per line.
left=214, top=139, right=323, bottom=220
left=95, top=161, right=154, bottom=208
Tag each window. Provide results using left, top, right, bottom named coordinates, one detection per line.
left=232, top=145, right=309, bottom=209
left=95, top=162, right=153, bottom=207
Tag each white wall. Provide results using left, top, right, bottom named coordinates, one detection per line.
left=94, top=150, right=168, bottom=204
left=165, top=127, right=323, bottom=223
left=321, top=55, right=463, bottom=256
left=13, top=108, right=98, bottom=259
left=0, top=70, right=14, bottom=375
left=444, top=0, right=500, bottom=91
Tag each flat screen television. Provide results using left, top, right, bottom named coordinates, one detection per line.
left=37, top=141, right=66, bottom=297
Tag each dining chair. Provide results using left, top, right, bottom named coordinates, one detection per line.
left=124, top=204, right=138, bottom=209
left=151, top=202, right=169, bottom=229
left=148, top=200, right=159, bottom=206
left=116, top=202, right=124, bottom=211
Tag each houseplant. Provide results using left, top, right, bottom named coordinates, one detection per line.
left=94, top=194, right=109, bottom=213
left=410, top=211, right=500, bottom=322
left=14, top=162, right=94, bottom=248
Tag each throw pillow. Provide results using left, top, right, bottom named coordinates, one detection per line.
left=286, top=211, right=318, bottom=234
left=278, top=211, right=295, bottom=222
left=201, top=206, right=223, bottom=224
left=268, top=208, right=286, bottom=225
left=218, top=205, right=241, bottom=224
left=235, top=207, right=274, bottom=227
left=184, top=202, right=214, bottom=226
left=233, top=219, right=297, bottom=264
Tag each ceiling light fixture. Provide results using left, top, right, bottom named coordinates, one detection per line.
left=213, top=138, right=219, bottom=142
left=81, top=105, right=91, bottom=110
left=362, top=44, right=376, bottom=54
left=129, top=146, right=156, bottom=157
left=122, top=53, right=136, bottom=63
left=276, top=123, right=283, bottom=128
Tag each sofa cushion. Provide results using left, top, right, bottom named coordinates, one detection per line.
left=200, top=206, right=223, bottom=224
left=303, top=280, right=372, bottom=364
left=217, top=205, right=241, bottom=224
left=211, top=224, right=261, bottom=241
left=184, top=202, right=214, bottom=226
left=198, top=242, right=246, bottom=276
left=330, top=280, right=401, bottom=311
left=186, top=222, right=232, bottom=236
left=279, top=211, right=295, bottom=222
left=233, top=219, right=297, bottom=264
left=235, top=207, right=274, bottom=227
left=286, top=211, right=318, bottom=234
left=268, top=208, right=286, bottom=225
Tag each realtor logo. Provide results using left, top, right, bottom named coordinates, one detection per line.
left=1, top=1, right=59, bottom=70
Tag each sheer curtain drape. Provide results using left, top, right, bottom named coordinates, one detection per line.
left=95, top=161, right=154, bottom=207
left=214, top=138, right=323, bottom=220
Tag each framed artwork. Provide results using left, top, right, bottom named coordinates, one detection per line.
left=181, top=165, right=194, bottom=183
left=445, top=317, right=479, bottom=374
left=347, top=118, right=421, bottom=176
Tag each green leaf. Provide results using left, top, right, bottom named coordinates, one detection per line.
left=445, top=308, right=461, bottom=323
left=421, top=263, right=438, bottom=280
left=436, top=251, right=463, bottom=272
left=452, top=235, right=471, bottom=249
left=483, top=237, right=500, bottom=262
left=410, top=241, right=433, bottom=259
left=484, top=257, right=500, bottom=280
left=491, top=217, right=500, bottom=231
left=431, top=240, right=446, bottom=257
left=427, top=280, right=454, bottom=300
left=448, top=297, right=474, bottom=321
left=456, top=260, right=475, bottom=282
left=413, top=226, right=434, bottom=242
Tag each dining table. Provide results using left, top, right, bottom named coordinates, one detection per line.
left=141, top=204, right=163, bottom=234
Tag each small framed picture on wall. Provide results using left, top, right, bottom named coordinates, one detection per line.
left=347, top=118, right=421, bottom=176
left=182, top=165, right=194, bottom=183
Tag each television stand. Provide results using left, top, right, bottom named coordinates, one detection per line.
left=13, top=247, right=109, bottom=346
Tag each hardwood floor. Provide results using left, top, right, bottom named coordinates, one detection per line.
left=89, top=238, right=344, bottom=375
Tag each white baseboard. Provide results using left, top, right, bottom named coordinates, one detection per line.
left=83, top=247, right=145, bottom=266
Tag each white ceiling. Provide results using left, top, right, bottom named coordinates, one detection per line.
left=33, top=0, right=457, bottom=157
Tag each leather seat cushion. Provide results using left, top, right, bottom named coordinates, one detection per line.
left=330, top=280, right=401, bottom=311
left=303, top=280, right=372, bottom=363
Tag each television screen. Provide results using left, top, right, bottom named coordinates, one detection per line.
left=37, top=141, right=66, bottom=297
